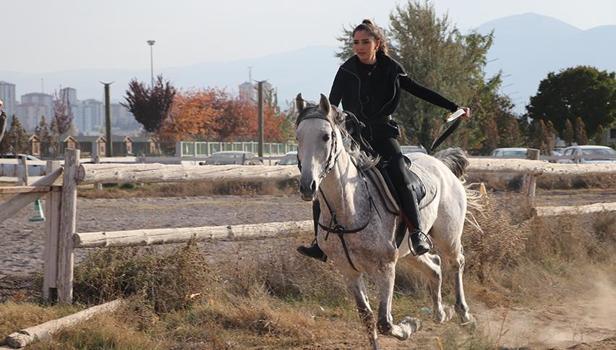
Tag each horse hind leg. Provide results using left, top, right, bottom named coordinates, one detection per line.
left=373, top=262, right=421, bottom=340
left=453, top=250, right=474, bottom=325
left=411, top=253, right=455, bottom=323
left=344, top=273, right=380, bottom=350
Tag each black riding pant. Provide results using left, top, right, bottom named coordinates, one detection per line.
left=369, top=135, right=421, bottom=229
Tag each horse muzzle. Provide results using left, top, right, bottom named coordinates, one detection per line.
left=299, top=176, right=317, bottom=201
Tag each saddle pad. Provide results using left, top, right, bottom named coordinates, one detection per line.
left=408, top=160, right=439, bottom=210
left=365, top=167, right=400, bottom=214
left=365, top=161, right=438, bottom=213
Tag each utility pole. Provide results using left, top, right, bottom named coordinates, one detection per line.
left=101, top=82, right=113, bottom=157
left=147, top=40, right=156, bottom=88
left=257, top=81, right=265, bottom=157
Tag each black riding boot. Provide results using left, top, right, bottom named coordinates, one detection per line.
left=297, top=200, right=327, bottom=262
left=399, top=184, right=432, bottom=256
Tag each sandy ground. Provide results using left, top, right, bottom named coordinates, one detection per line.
left=0, top=194, right=312, bottom=277
left=1, top=189, right=616, bottom=349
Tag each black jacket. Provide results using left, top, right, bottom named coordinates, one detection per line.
left=329, top=52, right=458, bottom=127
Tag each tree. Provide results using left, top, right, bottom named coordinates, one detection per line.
left=528, top=119, right=547, bottom=152
left=0, top=116, right=29, bottom=154
left=574, top=116, right=588, bottom=145
left=48, top=117, right=61, bottom=158
left=123, top=75, right=176, bottom=133
left=527, top=66, right=616, bottom=137
left=545, top=121, right=557, bottom=153
left=563, top=119, right=574, bottom=146
left=594, top=124, right=605, bottom=145
left=53, top=91, right=74, bottom=135
left=35, top=116, right=50, bottom=157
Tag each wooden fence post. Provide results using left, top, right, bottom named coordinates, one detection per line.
left=93, top=153, right=102, bottom=191
left=58, top=149, right=79, bottom=304
left=43, top=161, right=62, bottom=302
left=17, top=156, right=28, bottom=186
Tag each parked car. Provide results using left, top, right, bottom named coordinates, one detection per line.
left=275, top=151, right=298, bottom=166
left=558, top=145, right=616, bottom=164
left=0, top=153, right=42, bottom=161
left=490, top=147, right=528, bottom=159
left=0, top=153, right=46, bottom=176
left=200, top=151, right=263, bottom=165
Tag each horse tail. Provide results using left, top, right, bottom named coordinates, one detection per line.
left=433, top=147, right=469, bottom=178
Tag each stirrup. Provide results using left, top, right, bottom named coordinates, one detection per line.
left=409, top=230, right=433, bottom=256
left=297, top=239, right=327, bottom=262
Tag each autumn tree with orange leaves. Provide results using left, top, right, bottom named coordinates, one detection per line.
left=159, top=88, right=291, bottom=144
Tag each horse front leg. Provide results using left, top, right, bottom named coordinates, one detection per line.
left=344, top=273, right=380, bottom=350
left=374, top=262, right=421, bottom=340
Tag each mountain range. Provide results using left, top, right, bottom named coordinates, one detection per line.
left=1, top=13, right=615, bottom=113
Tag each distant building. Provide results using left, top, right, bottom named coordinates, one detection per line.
left=111, top=103, right=141, bottom=135
left=16, top=92, right=54, bottom=131
left=60, top=87, right=78, bottom=105
left=75, top=99, right=104, bottom=135
left=239, top=81, right=255, bottom=101
left=0, top=81, right=16, bottom=117
left=238, top=81, right=273, bottom=102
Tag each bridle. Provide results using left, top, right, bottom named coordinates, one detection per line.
left=295, top=106, right=342, bottom=182
left=296, top=106, right=377, bottom=271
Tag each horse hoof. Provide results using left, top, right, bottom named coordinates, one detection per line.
left=401, top=316, right=421, bottom=333
left=460, top=313, right=477, bottom=328
left=435, top=304, right=456, bottom=323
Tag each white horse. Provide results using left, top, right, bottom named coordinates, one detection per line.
left=295, top=94, right=474, bottom=349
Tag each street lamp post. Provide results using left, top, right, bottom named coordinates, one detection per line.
left=147, top=40, right=156, bottom=87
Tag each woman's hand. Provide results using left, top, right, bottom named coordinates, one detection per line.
left=460, top=107, right=471, bottom=120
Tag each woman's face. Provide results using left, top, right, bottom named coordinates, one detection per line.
left=353, top=30, right=379, bottom=64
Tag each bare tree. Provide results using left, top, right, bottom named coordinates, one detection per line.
left=53, top=90, right=74, bottom=135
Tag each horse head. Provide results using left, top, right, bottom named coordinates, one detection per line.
left=295, top=93, right=344, bottom=201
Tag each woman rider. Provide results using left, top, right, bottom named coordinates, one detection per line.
left=297, top=19, right=470, bottom=260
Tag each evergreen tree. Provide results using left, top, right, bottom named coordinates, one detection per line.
left=35, top=116, right=50, bottom=157
left=563, top=119, right=574, bottom=146
left=48, top=117, right=61, bottom=158
left=0, top=115, right=29, bottom=154
left=574, top=117, right=588, bottom=145
left=529, top=119, right=547, bottom=152
left=545, top=121, right=557, bottom=153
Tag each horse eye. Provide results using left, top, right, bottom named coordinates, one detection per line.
left=322, top=134, right=330, bottom=142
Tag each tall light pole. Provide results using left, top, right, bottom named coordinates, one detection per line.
left=147, top=40, right=156, bottom=88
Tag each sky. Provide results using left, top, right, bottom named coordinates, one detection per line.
left=2, top=0, right=615, bottom=73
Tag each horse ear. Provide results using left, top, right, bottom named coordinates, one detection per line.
left=296, top=93, right=305, bottom=112
left=318, top=94, right=331, bottom=116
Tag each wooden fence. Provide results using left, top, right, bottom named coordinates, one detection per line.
left=1, top=150, right=616, bottom=304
